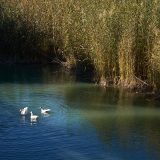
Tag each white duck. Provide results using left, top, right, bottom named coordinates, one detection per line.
left=20, top=107, right=28, bottom=115
left=40, top=107, right=51, bottom=114
left=30, top=111, right=39, bottom=121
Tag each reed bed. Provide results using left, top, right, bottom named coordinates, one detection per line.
left=1, top=0, right=160, bottom=90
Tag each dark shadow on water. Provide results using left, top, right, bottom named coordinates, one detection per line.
left=0, top=64, right=95, bottom=84
left=0, top=64, right=76, bottom=84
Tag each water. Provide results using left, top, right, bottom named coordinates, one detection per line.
left=0, top=65, right=160, bottom=160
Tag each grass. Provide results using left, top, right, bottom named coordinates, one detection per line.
left=1, top=0, right=160, bottom=90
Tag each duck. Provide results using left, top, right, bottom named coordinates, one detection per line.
left=40, top=107, right=51, bottom=114
left=20, top=107, right=28, bottom=115
left=30, top=111, right=39, bottom=121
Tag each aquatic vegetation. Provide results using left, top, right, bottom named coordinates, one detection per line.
left=1, top=0, right=160, bottom=90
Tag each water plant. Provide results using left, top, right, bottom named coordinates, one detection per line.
left=1, top=0, right=160, bottom=90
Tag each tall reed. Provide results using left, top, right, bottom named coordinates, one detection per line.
left=1, top=0, right=160, bottom=90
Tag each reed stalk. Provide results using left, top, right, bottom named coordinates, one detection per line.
left=1, top=0, right=160, bottom=90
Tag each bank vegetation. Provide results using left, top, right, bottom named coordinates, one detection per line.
left=1, top=0, right=160, bottom=91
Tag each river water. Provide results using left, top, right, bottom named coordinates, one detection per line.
left=0, top=65, right=160, bottom=160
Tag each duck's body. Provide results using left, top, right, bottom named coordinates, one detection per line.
left=30, top=111, right=38, bottom=121
left=40, top=107, right=51, bottom=114
left=20, top=107, right=28, bottom=115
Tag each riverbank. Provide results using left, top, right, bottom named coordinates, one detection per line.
left=0, top=64, right=160, bottom=160
left=1, top=0, right=160, bottom=92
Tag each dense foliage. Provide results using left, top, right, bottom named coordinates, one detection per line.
left=1, top=0, right=160, bottom=90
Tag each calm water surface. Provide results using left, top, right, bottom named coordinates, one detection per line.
left=0, top=65, right=160, bottom=160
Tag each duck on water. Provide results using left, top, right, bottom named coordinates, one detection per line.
left=40, top=107, right=51, bottom=114
left=20, top=107, right=28, bottom=116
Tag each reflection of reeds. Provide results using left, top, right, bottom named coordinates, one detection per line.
left=1, top=0, right=160, bottom=89
left=64, top=84, right=160, bottom=154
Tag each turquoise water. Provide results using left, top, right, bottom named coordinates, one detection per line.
left=0, top=65, right=160, bottom=160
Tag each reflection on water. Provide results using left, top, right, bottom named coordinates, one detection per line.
left=30, top=121, right=39, bottom=126
left=64, top=83, right=160, bottom=159
left=41, top=113, right=51, bottom=117
left=0, top=65, right=160, bottom=160
left=20, top=116, right=26, bottom=123
left=0, top=64, right=76, bottom=84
